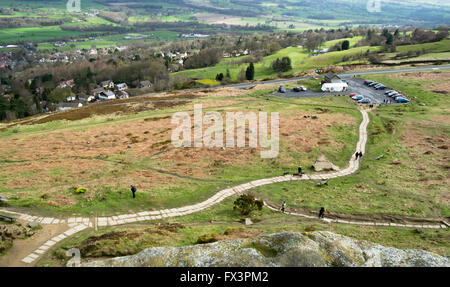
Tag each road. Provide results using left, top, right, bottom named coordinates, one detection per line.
left=230, top=64, right=450, bottom=89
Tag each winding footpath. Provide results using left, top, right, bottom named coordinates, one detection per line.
left=0, top=108, right=448, bottom=265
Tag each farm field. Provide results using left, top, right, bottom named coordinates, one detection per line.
left=37, top=30, right=181, bottom=51
left=174, top=41, right=381, bottom=81
left=174, top=37, right=450, bottom=83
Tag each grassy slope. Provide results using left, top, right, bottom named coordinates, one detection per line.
left=35, top=197, right=450, bottom=266
left=253, top=72, right=449, bottom=218
left=0, top=90, right=359, bottom=216
left=174, top=40, right=380, bottom=81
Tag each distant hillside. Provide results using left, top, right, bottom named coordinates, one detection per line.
left=2, top=0, right=449, bottom=27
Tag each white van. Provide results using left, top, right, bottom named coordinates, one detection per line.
left=321, top=82, right=348, bottom=92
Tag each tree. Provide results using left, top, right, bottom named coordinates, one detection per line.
left=9, top=95, right=30, bottom=119
left=341, top=40, right=350, bottom=50
left=237, top=68, right=246, bottom=82
left=48, top=87, right=74, bottom=103
left=0, top=96, right=8, bottom=120
left=385, top=33, right=394, bottom=46
left=245, top=63, right=255, bottom=81
left=215, top=73, right=224, bottom=81
left=272, top=57, right=292, bottom=72
left=233, top=194, right=263, bottom=216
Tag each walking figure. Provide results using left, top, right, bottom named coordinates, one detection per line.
left=358, top=151, right=363, bottom=159
left=355, top=151, right=359, bottom=159
left=319, top=207, right=325, bottom=219
left=298, top=166, right=302, bottom=176
left=130, top=185, right=137, bottom=198
left=281, top=201, right=286, bottom=213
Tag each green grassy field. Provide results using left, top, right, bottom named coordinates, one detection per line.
left=0, top=26, right=87, bottom=44
left=174, top=41, right=380, bottom=81
left=37, top=30, right=181, bottom=51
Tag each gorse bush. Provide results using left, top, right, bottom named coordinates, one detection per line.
left=233, top=194, right=263, bottom=216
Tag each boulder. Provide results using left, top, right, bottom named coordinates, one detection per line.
left=82, top=231, right=449, bottom=267
left=244, top=218, right=253, bottom=226
left=312, top=155, right=340, bottom=172
left=28, top=221, right=39, bottom=229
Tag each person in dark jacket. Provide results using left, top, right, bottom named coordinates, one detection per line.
left=130, top=185, right=137, bottom=198
left=319, top=207, right=325, bottom=219
left=281, top=201, right=286, bottom=213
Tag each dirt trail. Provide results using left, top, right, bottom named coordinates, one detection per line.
left=0, top=222, right=68, bottom=267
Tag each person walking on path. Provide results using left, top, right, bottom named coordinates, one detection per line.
left=130, top=185, right=137, bottom=198
left=319, top=207, right=325, bottom=219
left=358, top=151, right=363, bottom=159
left=355, top=151, right=359, bottom=159
left=281, top=201, right=286, bottom=213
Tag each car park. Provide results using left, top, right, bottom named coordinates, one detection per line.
left=357, top=98, right=371, bottom=104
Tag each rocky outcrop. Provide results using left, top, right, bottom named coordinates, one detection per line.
left=0, top=223, right=34, bottom=242
left=312, top=155, right=340, bottom=172
left=82, top=231, right=449, bottom=267
left=0, top=223, right=35, bottom=254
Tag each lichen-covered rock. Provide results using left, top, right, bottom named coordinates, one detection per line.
left=0, top=223, right=34, bottom=241
left=81, top=231, right=449, bottom=267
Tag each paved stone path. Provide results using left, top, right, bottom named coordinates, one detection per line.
left=1, top=108, right=447, bottom=265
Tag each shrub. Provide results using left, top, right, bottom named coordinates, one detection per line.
left=233, top=194, right=263, bottom=216
left=196, top=233, right=218, bottom=244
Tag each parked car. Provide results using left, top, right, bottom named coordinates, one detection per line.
left=349, top=93, right=356, bottom=98
left=293, top=86, right=307, bottom=92
left=357, top=98, right=371, bottom=104
left=386, top=91, right=399, bottom=96
left=364, top=80, right=374, bottom=86
left=395, top=96, right=408, bottom=101
left=352, top=95, right=363, bottom=100
left=368, top=82, right=379, bottom=87
left=390, top=93, right=403, bottom=98
left=396, top=98, right=410, bottom=103
left=375, top=84, right=387, bottom=90
left=385, top=90, right=396, bottom=94
left=278, top=86, right=286, bottom=93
